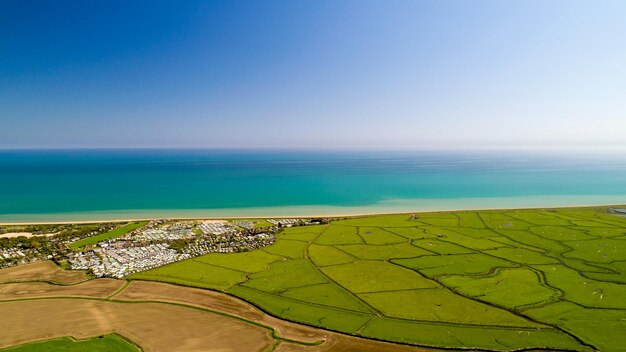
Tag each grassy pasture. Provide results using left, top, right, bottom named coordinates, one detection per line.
left=584, top=227, right=626, bottom=237
left=243, top=259, right=327, bottom=292
left=411, top=238, right=474, bottom=254
left=393, top=253, right=516, bottom=277
left=456, top=212, right=486, bottom=228
left=525, top=301, right=626, bottom=351
left=419, top=218, right=459, bottom=227
left=262, top=238, right=307, bottom=258
left=307, top=244, right=356, bottom=266
left=129, top=259, right=247, bottom=290
left=535, top=264, right=626, bottom=309
left=68, top=221, right=148, bottom=249
left=563, top=238, right=626, bottom=263
left=497, top=229, right=568, bottom=253
left=332, top=214, right=422, bottom=227
left=484, top=247, right=558, bottom=265
left=277, top=230, right=320, bottom=241
left=320, top=260, right=439, bottom=293
left=571, top=220, right=618, bottom=227
left=479, top=213, right=534, bottom=230
left=314, top=225, right=362, bottom=245
left=281, top=282, right=373, bottom=313
left=338, top=242, right=432, bottom=260
left=584, top=261, right=626, bottom=283
left=360, top=317, right=588, bottom=351
left=508, top=211, right=573, bottom=225
left=449, top=227, right=501, bottom=238
left=358, top=227, right=407, bottom=244
left=487, top=234, right=547, bottom=251
left=228, top=285, right=373, bottom=333
left=557, top=209, right=626, bottom=225
left=530, top=226, right=593, bottom=241
left=441, top=268, right=558, bottom=309
left=131, top=207, right=626, bottom=351
left=358, top=288, right=542, bottom=327
left=422, top=227, right=507, bottom=250
left=480, top=212, right=514, bottom=220
left=282, top=224, right=327, bottom=234
left=195, top=250, right=283, bottom=272
left=384, top=227, right=428, bottom=239
left=277, top=224, right=327, bottom=242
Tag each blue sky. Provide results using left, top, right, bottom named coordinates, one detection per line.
left=1, top=0, right=625, bottom=149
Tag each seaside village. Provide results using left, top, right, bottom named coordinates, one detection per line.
left=66, top=219, right=306, bottom=278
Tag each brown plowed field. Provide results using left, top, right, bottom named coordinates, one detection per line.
left=0, top=261, right=87, bottom=284
left=0, top=279, right=123, bottom=299
left=0, top=299, right=273, bottom=351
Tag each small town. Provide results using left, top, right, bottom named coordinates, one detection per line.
left=67, top=220, right=281, bottom=278
left=0, top=218, right=314, bottom=276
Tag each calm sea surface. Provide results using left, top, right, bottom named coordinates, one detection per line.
left=1, top=149, right=626, bottom=222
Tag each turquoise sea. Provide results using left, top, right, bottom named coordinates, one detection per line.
left=1, top=149, right=626, bottom=222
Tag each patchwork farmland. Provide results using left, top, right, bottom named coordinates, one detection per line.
left=130, top=208, right=626, bottom=351
left=1, top=207, right=626, bottom=351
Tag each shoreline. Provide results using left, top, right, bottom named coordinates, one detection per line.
left=1, top=202, right=624, bottom=225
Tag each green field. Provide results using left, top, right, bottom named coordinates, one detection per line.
left=129, top=207, right=626, bottom=351
left=2, top=334, right=139, bottom=352
left=69, top=221, right=149, bottom=250
left=230, top=218, right=274, bottom=228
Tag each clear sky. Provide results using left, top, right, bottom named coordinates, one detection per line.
left=1, top=0, right=625, bottom=150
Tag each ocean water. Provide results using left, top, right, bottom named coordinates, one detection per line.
left=1, top=149, right=626, bottom=222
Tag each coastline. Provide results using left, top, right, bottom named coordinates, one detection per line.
left=4, top=150, right=626, bottom=225
left=1, top=195, right=625, bottom=225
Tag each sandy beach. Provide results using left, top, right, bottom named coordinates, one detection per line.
left=1, top=201, right=624, bottom=225
left=0, top=232, right=57, bottom=238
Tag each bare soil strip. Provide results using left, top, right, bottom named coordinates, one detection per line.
left=0, top=261, right=87, bottom=284
left=0, top=279, right=123, bottom=300
left=0, top=232, right=56, bottom=238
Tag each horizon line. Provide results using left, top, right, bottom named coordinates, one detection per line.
left=2, top=145, right=626, bottom=153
